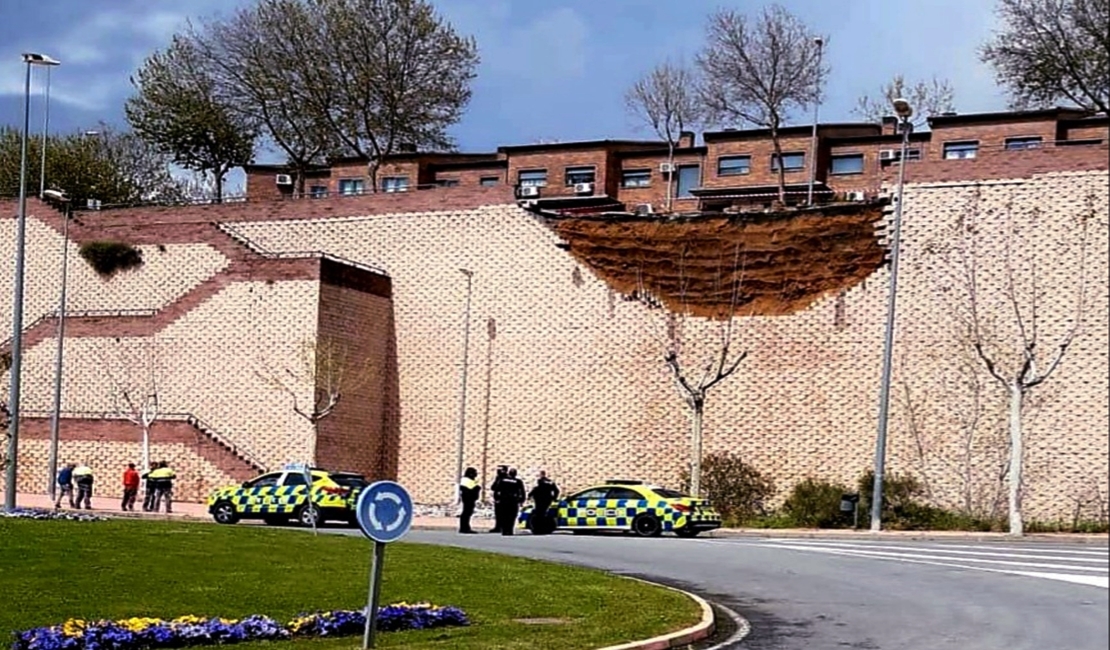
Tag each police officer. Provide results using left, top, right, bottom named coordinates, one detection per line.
left=141, top=464, right=157, bottom=512
left=458, top=467, right=481, bottom=534
left=500, top=468, right=526, bottom=536
left=150, top=461, right=177, bottom=513
left=72, top=462, right=95, bottom=509
left=488, top=465, right=508, bottom=533
left=528, top=471, right=560, bottom=534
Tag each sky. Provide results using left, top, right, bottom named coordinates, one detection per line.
left=0, top=0, right=1006, bottom=171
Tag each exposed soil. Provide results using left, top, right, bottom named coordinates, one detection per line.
left=548, top=203, right=888, bottom=319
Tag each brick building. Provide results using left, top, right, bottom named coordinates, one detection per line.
left=2, top=107, right=1108, bottom=523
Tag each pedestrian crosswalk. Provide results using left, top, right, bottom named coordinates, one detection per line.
left=753, top=539, right=1109, bottom=589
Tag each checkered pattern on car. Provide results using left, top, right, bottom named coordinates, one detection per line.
left=208, top=485, right=346, bottom=515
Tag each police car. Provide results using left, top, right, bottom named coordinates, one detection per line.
left=517, top=479, right=722, bottom=538
left=207, top=467, right=367, bottom=527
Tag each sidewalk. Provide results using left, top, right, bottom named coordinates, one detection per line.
left=6, top=492, right=1106, bottom=543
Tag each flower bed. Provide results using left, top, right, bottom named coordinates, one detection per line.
left=0, top=508, right=106, bottom=522
left=13, top=604, right=468, bottom=650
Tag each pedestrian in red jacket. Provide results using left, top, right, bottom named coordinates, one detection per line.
left=121, top=463, right=140, bottom=512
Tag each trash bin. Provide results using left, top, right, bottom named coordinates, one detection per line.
left=840, top=493, right=860, bottom=528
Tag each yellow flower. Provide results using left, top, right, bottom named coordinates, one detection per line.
left=62, top=620, right=86, bottom=637
left=117, top=617, right=163, bottom=632
left=172, top=615, right=205, bottom=625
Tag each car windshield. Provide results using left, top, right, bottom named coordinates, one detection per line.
left=651, top=487, right=690, bottom=499
left=330, top=474, right=368, bottom=488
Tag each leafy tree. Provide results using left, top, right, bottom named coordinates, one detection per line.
left=697, top=4, right=828, bottom=204
left=0, top=124, right=183, bottom=206
left=980, top=0, right=1109, bottom=113
left=854, top=75, right=957, bottom=129
left=625, top=60, right=704, bottom=211
left=126, top=35, right=257, bottom=202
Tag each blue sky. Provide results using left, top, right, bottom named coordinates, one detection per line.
left=1, top=0, right=1004, bottom=165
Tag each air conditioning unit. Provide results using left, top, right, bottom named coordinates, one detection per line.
left=659, top=162, right=675, bottom=174
left=634, top=203, right=654, bottom=216
left=879, top=149, right=898, bottom=162
left=574, top=182, right=594, bottom=194
left=845, top=191, right=866, bottom=202
left=275, top=174, right=293, bottom=185
left=519, top=185, right=540, bottom=197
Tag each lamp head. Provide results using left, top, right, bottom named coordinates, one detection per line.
left=22, top=53, right=60, bottom=66
left=892, top=97, right=913, bottom=120
left=814, top=37, right=824, bottom=47
left=43, top=189, right=69, bottom=202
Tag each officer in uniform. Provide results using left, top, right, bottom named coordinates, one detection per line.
left=72, top=462, right=95, bottom=509
left=500, top=468, right=526, bottom=536
left=141, top=465, right=157, bottom=512
left=488, top=465, right=508, bottom=533
left=149, top=461, right=177, bottom=513
left=458, top=467, right=481, bottom=534
left=527, top=470, right=560, bottom=534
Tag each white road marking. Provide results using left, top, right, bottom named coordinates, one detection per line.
left=763, top=540, right=1109, bottom=564
left=758, top=539, right=1109, bottom=556
left=762, top=543, right=1107, bottom=573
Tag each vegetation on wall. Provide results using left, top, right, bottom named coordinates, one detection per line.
left=78, top=241, right=144, bottom=277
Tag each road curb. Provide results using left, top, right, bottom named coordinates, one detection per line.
left=709, top=528, right=1110, bottom=544
left=594, top=577, right=716, bottom=650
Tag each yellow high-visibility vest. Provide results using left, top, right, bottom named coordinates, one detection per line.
left=150, top=467, right=176, bottom=480
left=460, top=477, right=479, bottom=490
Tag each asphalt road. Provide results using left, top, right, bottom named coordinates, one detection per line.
left=335, top=528, right=1109, bottom=650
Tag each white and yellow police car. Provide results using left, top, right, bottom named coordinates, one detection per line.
left=517, top=479, right=722, bottom=538
left=207, top=466, right=367, bottom=527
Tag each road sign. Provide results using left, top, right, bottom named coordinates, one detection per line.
left=355, top=481, right=414, bottom=544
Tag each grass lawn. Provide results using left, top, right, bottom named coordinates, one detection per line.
left=0, top=518, right=701, bottom=649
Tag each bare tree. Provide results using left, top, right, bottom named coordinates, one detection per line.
left=854, top=75, right=957, bottom=129
left=926, top=191, right=1094, bottom=535
left=257, top=337, right=372, bottom=430
left=697, top=5, right=828, bottom=204
left=625, top=61, right=704, bottom=211
left=981, top=0, right=1109, bottom=113
left=102, top=340, right=162, bottom=473
left=636, top=245, right=750, bottom=497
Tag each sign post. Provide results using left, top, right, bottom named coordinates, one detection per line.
left=285, top=462, right=318, bottom=536
left=354, top=481, right=414, bottom=650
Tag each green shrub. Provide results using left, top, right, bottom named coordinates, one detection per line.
left=78, top=241, right=143, bottom=277
left=856, top=470, right=1003, bottom=531
left=782, top=477, right=852, bottom=528
left=680, top=452, right=776, bottom=526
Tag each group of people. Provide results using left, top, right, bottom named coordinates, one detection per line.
left=457, top=466, right=560, bottom=536
left=53, top=461, right=177, bottom=513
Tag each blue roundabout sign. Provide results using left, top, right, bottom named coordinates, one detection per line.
left=355, top=481, right=414, bottom=544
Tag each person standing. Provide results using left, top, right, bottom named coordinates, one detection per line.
left=150, top=461, right=177, bottom=514
left=72, top=463, right=95, bottom=510
left=121, top=463, right=140, bottom=511
left=141, top=464, right=157, bottom=512
left=54, top=463, right=76, bottom=509
left=528, top=471, right=560, bottom=534
left=500, top=468, right=526, bottom=536
left=488, top=465, right=508, bottom=533
left=458, top=467, right=481, bottom=534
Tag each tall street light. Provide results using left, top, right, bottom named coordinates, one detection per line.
left=43, top=189, right=71, bottom=501
left=805, top=36, right=825, bottom=206
left=5, top=52, right=60, bottom=512
left=38, top=64, right=54, bottom=199
left=453, top=268, right=474, bottom=503
left=870, top=97, right=914, bottom=532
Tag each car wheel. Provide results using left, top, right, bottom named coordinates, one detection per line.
left=212, top=501, right=240, bottom=525
left=295, top=504, right=321, bottom=528
left=263, top=515, right=288, bottom=526
left=632, top=513, right=662, bottom=538
left=675, top=527, right=700, bottom=538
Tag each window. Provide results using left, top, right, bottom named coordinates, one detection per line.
left=436, top=178, right=460, bottom=187
left=1005, top=136, right=1043, bottom=151
left=675, top=164, right=700, bottom=198
left=564, top=166, right=596, bottom=186
left=829, top=153, right=865, bottom=175
left=480, top=176, right=499, bottom=187
left=651, top=488, right=690, bottom=499
left=519, top=169, right=547, bottom=187
left=338, top=178, right=364, bottom=195
left=381, top=176, right=409, bottom=192
left=245, top=474, right=280, bottom=488
left=771, top=152, right=806, bottom=172
left=309, top=185, right=328, bottom=198
left=282, top=473, right=308, bottom=486
left=717, top=155, right=751, bottom=176
left=621, top=169, right=651, bottom=188
left=569, top=488, right=609, bottom=501
left=943, top=141, right=979, bottom=160
left=604, top=488, right=643, bottom=501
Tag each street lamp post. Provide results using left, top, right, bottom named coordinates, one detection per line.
left=806, top=37, right=824, bottom=207
left=453, top=269, right=474, bottom=503
left=44, top=189, right=71, bottom=501
left=5, top=52, right=60, bottom=512
left=870, top=97, right=914, bottom=532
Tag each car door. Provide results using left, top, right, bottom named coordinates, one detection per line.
left=277, top=471, right=310, bottom=516
left=561, top=488, right=610, bottom=528
left=244, top=473, right=281, bottom=516
left=601, top=487, right=646, bottom=528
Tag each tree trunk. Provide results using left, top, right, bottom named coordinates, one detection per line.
left=770, top=124, right=787, bottom=205
left=141, top=424, right=151, bottom=474
left=1008, top=382, right=1024, bottom=536
left=214, top=172, right=224, bottom=204
left=664, top=142, right=675, bottom=212
left=690, top=396, right=705, bottom=497
left=295, top=169, right=306, bottom=199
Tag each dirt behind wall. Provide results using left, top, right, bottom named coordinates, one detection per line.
left=549, top=203, right=889, bottom=319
